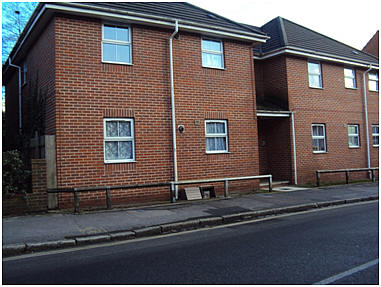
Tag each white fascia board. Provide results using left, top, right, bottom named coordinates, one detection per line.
left=45, top=3, right=267, bottom=43
left=254, top=47, right=379, bottom=69
left=257, top=111, right=291, bottom=117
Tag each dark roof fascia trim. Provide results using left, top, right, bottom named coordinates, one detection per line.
left=52, top=3, right=269, bottom=42
left=254, top=46, right=379, bottom=69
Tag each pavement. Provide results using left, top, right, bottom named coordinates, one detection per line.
left=2, top=182, right=379, bottom=257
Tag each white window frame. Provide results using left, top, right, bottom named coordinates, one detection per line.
left=312, top=124, right=326, bottom=153
left=372, top=124, right=379, bottom=147
left=368, top=72, right=379, bottom=92
left=103, top=118, right=135, bottom=163
left=348, top=124, right=360, bottom=148
left=102, top=24, right=132, bottom=65
left=22, top=61, right=27, bottom=85
left=308, top=61, right=322, bottom=88
left=344, top=67, right=356, bottom=89
left=201, top=38, right=224, bottom=69
left=205, top=120, right=228, bottom=153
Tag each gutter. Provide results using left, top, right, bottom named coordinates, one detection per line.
left=169, top=20, right=179, bottom=202
left=8, top=58, right=22, bottom=134
left=362, top=65, right=373, bottom=173
left=254, top=47, right=379, bottom=69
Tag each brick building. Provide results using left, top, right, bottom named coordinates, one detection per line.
left=252, top=17, right=379, bottom=184
left=3, top=3, right=379, bottom=211
left=362, top=30, right=379, bottom=58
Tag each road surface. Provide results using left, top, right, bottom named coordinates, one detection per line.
left=3, top=201, right=378, bottom=284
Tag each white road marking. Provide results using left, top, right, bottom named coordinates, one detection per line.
left=313, top=258, right=379, bottom=285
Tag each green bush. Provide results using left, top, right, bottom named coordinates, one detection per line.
left=2, top=150, right=31, bottom=195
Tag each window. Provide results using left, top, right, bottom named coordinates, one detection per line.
left=202, top=39, right=224, bottom=69
left=308, top=61, right=322, bottom=88
left=104, top=118, right=135, bottom=163
left=205, top=120, right=228, bottom=153
left=344, top=68, right=356, bottom=88
left=372, top=125, right=379, bottom=147
left=312, top=124, right=326, bottom=153
left=368, top=72, right=379, bottom=92
left=22, top=62, right=27, bottom=85
left=102, top=24, right=131, bottom=64
left=348, top=124, right=360, bottom=148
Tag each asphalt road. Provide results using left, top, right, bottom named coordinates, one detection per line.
left=3, top=201, right=378, bottom=284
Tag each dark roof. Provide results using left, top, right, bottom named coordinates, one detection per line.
left=72, top=2, right=266, bottom=35
left=254, top=16, right=378, bottom=65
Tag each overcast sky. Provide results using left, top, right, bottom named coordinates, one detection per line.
left=189, top=0, right=380, bottom=51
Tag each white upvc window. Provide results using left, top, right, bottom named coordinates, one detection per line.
left=22, top=61, right=27, bottom=85
left=372, top=125, right=379, bottom=147
left=205, top=120, right=228, bottom=153
left=102, top=24, right=132, bottom=64
left=308, top=61, right=322, bottom=88
left=368, top=72, right=379, bottom=92
left=201, top=39, right=224, bottom=69
left=104, top=118, right=135, bottom=163
left=348, top=124, right=360, bottom=148
left=344, top=67, right=356, bottom=88
left=312, top=124, right=326, bottom=153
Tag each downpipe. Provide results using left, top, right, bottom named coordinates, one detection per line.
left=362, top=65, right=372, bottom=176
left=169, top=20, right=179, bottom=201
left=8, top=58, right=22, bottom=134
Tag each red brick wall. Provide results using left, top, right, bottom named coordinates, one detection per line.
left=286, top=55, right=378, bottom=184
left=255, top=55, right=289, bottom=109
left=28, top=159, right=48, bottom=211
left=53, top=15, right=259, bottom=208
left=257, top=118, right=292, bottom=181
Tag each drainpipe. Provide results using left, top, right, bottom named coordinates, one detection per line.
left=8, top=58, right=22, bottom=135
left=362, top=65, right=373, bottom=174
left=291, top=112, right=298, bottom=185
left=169, top=20, right=179, bottom=200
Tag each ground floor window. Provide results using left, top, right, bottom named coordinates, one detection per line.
left=205, top=120, right=228, bottom=153
left=372, top=125, right=379, bottom=147
left=312, top=124, right=326, bottom=153
left=348, top=124, right=360, bottom=148
left=104, top=118, right=135, bottom=163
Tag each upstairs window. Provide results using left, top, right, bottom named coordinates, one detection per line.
left=368, top=72, right=379, bottom=92
left=344, top=67, right=356, bottom=88
left=348, top=124, right=360, bottom=148
left=308, top=61, right=322, bottom=88
left=312, top=124, right=326, bottom=153
left=104, top=118, right=135, bottom=163
left=205, top=120, right=228, bottom=153
left=372, top=125, right=379, bottom=147
left=202, top=39, right=224, bottom=69
left=102, top=24, right=131, bottom=64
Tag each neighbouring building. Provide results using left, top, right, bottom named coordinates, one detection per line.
left=251, top=17, right=379, bottom=184
left=362, top=31, right=379, bottom=58
left=3, top=3, right=379, bottom=212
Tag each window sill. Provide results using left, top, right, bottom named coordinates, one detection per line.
left=309, top=86, right=324, bottom=90
left=369, top=90, right=379, bottom=93
left=345, top=87, right=358, bottom=90
left=373, top=145, right=379, bottom=148
left=202, top=66, right=225, bottom=71
left=104, top=160, right=136, bottom=164
left=206, top=151, right=230, bottom=154
left=348, top=146, right=360, bottom=149
left=102, top=61, right=133, bottom=66
left=313, top=151, right=327, bottom=154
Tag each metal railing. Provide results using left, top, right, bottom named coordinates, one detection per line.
left=47, top=174, right=272, bottom=213
left=316, top=167, right=378, bottom=187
